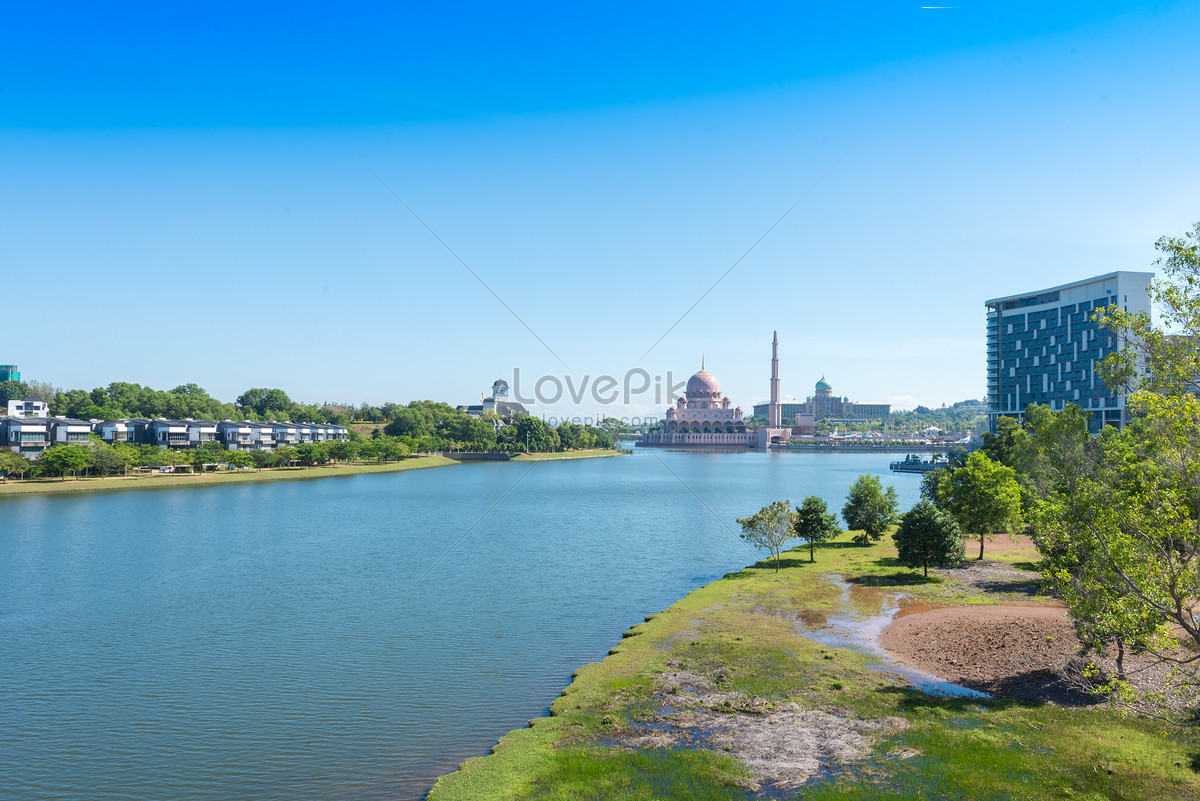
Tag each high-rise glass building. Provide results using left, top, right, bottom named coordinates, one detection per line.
left=0, top=365, right=19, bottom=382
left=985, top=271, right=1153, bottom=433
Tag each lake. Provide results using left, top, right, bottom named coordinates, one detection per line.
left=0, top=449, right=927, bottom=800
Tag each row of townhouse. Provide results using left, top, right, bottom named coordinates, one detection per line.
left=0, top=416, right=348, bottom=459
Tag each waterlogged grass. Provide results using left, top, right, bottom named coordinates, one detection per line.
left=427, top=531, right=1200, bottom=800
left=806, top=700, right=1198, bottom=801
left=0, top=455, right=457, bottom=497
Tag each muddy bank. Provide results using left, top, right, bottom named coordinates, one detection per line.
left=622, top=665, right=906, bottom=792
left=879, top=605, right=1090, bottom=703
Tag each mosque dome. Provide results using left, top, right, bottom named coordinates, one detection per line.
left=815, top=376, right=832, bottom=393
left=686, top=368, right=722, bottom=396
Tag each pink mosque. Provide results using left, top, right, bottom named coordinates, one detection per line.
left=638, top=332, right=814, bottom=449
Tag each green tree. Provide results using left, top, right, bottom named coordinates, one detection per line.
left=112, top=443, right=141, bottom=475
left=893, top=499, right=965, bottom=577
left=383, top=407, right=431, bottom=438
left=236, top=387, right=294, bottom=418
left=441, top=415, right=498, bottom=449
left=841, top=474, right=899, bottom=545
left=919, top=468, right=947, bottom=507
left=793, top=495, right=841, bottom=563
left=51, top=388, right=91, bottom=417
left=160, top=449, right=194, bottom=471
left=24, top=380, right=56, bottom=406
left=192, top=441, right=229, bottom=471
left=76, top=404, right=124, bottom=421
left=137, top=444, right=168, bottom=468
left=0, top=450, right=31, bottom=481
left=937, top=451, right=1023, bottom=560
left=250, top=449, right=280, bottom=470
left=87, top=438, right=122, bottom=477
left=41, top=444, right=89, bottom=480
left=328, top=440, right=359, bottom=463
left=736, top=499, right=797, bottom=573
left=0, top=380, right=31, bottom=405
left=600, top=417, right=629, bottom=440
left=228, top=450, right=255, bottom=470
left=1024, top=225, right=1200, bottom=717
left=295, top=442, right=327, bottom=467
left=1095, top=221, right=1200, bottom=396
left=514, top=416, right=553, bottom=453
left=275, top=445, right=300, bottom=466
left=979, top=416, right=1029, bottom=468
left=373, top=437, right=410, bottom=461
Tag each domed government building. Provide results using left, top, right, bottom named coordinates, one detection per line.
left=752, top=376, right=891, bottom=423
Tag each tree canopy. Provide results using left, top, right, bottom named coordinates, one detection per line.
left=841, top=474, right=898, bottom=545
left=793, top=495, right=840, bottom=563
left=1014, top=222, right=1200, bottom=720
left=893, top=499, right=965, bottom=577
left=935, top=451, right=1024, bottom=560
left=737, top=500, right=797, bottom=572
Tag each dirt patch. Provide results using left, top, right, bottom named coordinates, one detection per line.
left=975, top=534, right=1038, bottom=558
left=620, top=667, right=905, bottom=791
left=879, top=605, right=1092, bottom=704
left=933, top=558, right=1045, bottom=599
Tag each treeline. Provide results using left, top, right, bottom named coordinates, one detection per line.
left=379, top=400, right=617, bottom=452
left=887, top=400, right=987, bottom=433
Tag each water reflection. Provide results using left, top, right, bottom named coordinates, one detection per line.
left=802, top=576, right=989, bottom=700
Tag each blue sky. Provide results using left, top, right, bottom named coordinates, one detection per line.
left=3, top=2, right=1198, bottom=418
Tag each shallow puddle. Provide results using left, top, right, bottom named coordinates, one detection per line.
left=800, top=576, right=989, bottom=700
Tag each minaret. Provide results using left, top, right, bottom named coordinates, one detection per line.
left=769, top=331, right=782, bottom=427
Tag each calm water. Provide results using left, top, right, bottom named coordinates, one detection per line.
left=0, top=449, right=926, bottom=801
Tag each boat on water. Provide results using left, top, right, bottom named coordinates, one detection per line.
left=889, top=454, right=950, bottom=474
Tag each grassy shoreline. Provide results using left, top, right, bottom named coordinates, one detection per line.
left=510, top=449, right=623, bottom=461
left=0, top=455, right=458, bottom=497
left=428, top=533, right=1200, bottom=800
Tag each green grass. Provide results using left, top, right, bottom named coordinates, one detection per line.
left=525, top=746, right=751, bottom=800
left=428, top=531, right=1200, bottom=801
left=0, top=455, right=457, bottom=496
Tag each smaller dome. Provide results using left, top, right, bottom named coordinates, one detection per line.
left=815, top=376, right=832, bottom=393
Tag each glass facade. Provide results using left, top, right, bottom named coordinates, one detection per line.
left=986, top=273, right=1150, bottom=433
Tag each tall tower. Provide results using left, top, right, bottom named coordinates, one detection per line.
left=769, top=331, right=781, bottom=427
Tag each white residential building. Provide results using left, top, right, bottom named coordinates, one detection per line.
left=6, top=396, right=49, bottom=418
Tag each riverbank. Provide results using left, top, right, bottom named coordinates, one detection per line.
left=510, top=448, right=623, bottom=461
left=428, top=532, right=1200, bottom=800
left=0, top=455, right=457, bottom=497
